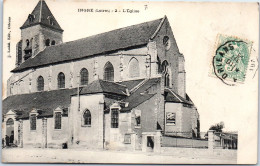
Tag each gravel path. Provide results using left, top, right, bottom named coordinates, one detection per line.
left=2, top=148, right=237, bottom=164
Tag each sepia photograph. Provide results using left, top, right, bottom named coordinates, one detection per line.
left=1, top=0, right=258, bottom=164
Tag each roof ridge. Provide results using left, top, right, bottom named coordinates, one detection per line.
left=129, top=78, right=149, bottom=93
left=97, top=79, right=105, bottom=91
left=165, top=88, right=183, bottom=103
left=4, top=88, right=77, bottom=100
left=102, top=80, right=127, bottom=87
left=39, top=0, right=43, bottom=22
left=60, top=17, right=164, bottom=46
left=13, top=17, right=165, bottom=72
left=150, top=15, right=167, bottom=40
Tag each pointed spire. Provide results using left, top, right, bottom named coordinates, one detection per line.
left=20, top=0, right=63, bottom=32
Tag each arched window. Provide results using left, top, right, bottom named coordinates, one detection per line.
left=111, top=108, right=119, bottom=128
left=30, top=38, right=33, bottom=46
left=51, top=40, right=55, bottom=45
left=162, top=60, right=170, bottom=87
left=80, top=68, right=89, bottom=86
left=129, top=58, right=140, bottom=78
left=104, top=62, right=114, bottom=81
left=45, top=39, right=50, bottom=46
left=37, top=76, right=44, bottom=91
left=26, top=39, right=30, bottom=47
left=83, top=109, right=91, bottom=126
left=30, top=114, right=37, bottom=130
left=57, top=72, right=65, bottom=89
left=162, top=60, right=169, bottom=73
left=157, top=57, right=162, bottom=74
left=6, top=118, right=14, bottom=125
left=165, top=73, right=170, bottom=87
left=54, top=112, right=62, bottom=129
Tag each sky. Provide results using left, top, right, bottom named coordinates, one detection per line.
left=2, top=0, right=258, bottom=135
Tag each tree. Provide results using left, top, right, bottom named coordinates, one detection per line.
left=209, top=121, right=225, bottom=132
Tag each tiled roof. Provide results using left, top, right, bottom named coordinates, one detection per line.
left=20, top=0, right=63, bottom=32
left=165, top=88, right=194, bottom=105
left=118, top=79, right=145, bottom=90
left=2, top=88, right=77, bottom=119
left=3, top=77, right=193, bottom=119
left=3, top=79, right=128, bottom=119
left=77, top=79, right=128, bottom=96
left=12, top=17, right=163, bottom=72
left=121, top=77, right=160, bottom=111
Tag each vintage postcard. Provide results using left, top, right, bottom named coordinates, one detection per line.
left=1, top=0, right=258, bottom=164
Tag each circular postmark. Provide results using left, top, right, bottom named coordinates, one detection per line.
left=213, top=40, right=250, bottom=86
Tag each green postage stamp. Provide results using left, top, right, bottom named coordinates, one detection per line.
left=211, top=34, right=253, bottom=86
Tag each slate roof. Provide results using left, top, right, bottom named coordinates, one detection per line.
left=12, top=17, right=164, bottom=72
left=3, top=79, right=128, bottom=119
left=3, top=77, right=193, bottom=119
left=121, top=78, right=160, bottom=111
left=76, top=79, right=128, bottom=96
left=165, top=88, right=194, bottom=105
left=118, top=79, right=145, bottom=90
left=2, top=88, right=77, bottom=119
left=20, top=0, right=63, bottom=32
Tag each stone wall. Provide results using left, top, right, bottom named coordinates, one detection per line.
left=7, top=47, right=149, bottom=97
left=153, top=17, right=183, bottom=95
left=70, top=94, right=104, bottom=149
left=19, top=116, right=69, bottom=148
left=21, top=24, right=63, bottom=62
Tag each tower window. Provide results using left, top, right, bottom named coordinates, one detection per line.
left=104, top=62, right=114, bottom=82
left=83, top=109, right=91, bottom=126
left=24, top=39, right=32, bottom=60
left=45, top=39, right=50, bottom=46
left=57, top=72, right=65, bottom=89
left=80, top=68, right=89, bottom=86
left=26, top=39, right=30, bottom=47
left=50, top=18, right=55, bottom=26
left=28, top=14, right=35, bottom=22
left=47, top=16, right=55, bottom=26
left=51, top=40, right=56, bottom=45
left=37, top=76, right=44, bottom=91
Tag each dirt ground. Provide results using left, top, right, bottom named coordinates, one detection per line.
left=1, top=148, right=237, bottom=164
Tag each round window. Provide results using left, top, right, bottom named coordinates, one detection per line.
left=163, top=36, right=171, bottom=50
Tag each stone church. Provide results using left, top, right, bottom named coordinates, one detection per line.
left=2, top=0, right=200, bottom=151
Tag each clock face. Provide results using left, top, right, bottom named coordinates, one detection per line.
left=163, top=36, right=171, bottom=50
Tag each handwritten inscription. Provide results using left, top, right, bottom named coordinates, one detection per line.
left=7, top=17, right=11, bottom=58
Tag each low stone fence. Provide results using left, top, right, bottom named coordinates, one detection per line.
left=160, top=147, right=237, bottom=159
left=162, top=136, right=208, bottom=148
left=141, top=130, right=238, bottom=153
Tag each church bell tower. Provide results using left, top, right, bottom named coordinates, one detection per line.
left=16, top=0, right=63, bottom=66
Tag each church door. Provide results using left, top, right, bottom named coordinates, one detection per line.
left=6, top=118, right=14, bottom=144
